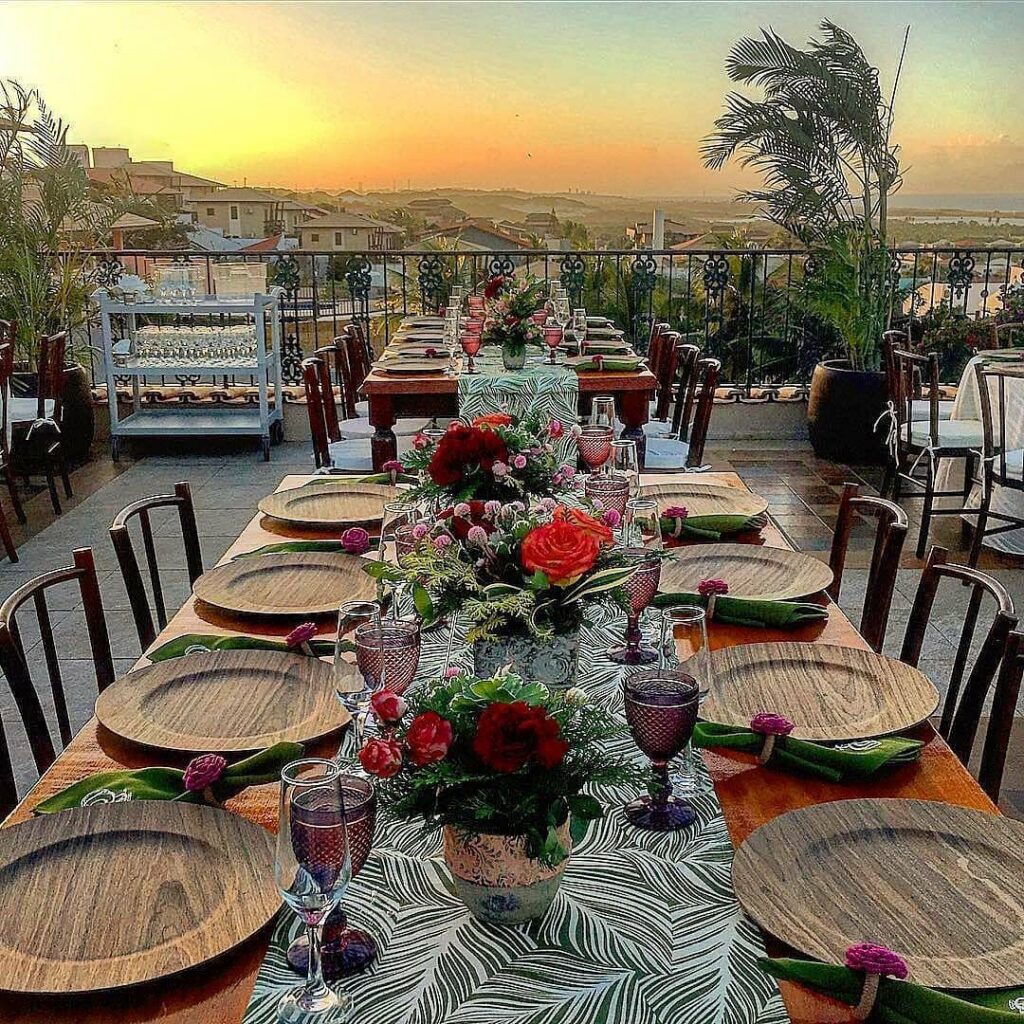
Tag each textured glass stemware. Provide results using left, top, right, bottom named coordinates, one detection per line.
left=354, top=619, right=421, bottom=696
left=622, top=670, right=699, bottom=831
left=608, top=548, right=662, bottom=665
left=577, top=425, right=613, bottom=474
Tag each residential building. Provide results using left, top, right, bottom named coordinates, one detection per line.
left=187, top=188, right=290, bottom=239
left=523, top=210, right=560, bottom=235
left=414, top=219, right=531, bottom=251
left=279, top=198, right=329, bottom=235
left=78, top=146, right=223, bottom=210
left=627, top=217, right=704, bottom=248
left=405, top=197, right=468, bottom=227
left=297, top=212, right=404, bottom=251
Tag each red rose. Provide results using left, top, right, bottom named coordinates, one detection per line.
left=437, top=499, right=498, bottom=540
left=370, top=688, right=407, bottom=724
left=484, top=275, right=505, bottom=300
left=472, top=701, right=569, bottom=773
left=406, top=711, right=454, bottom=766
left=553, top=505, right=614, bottom=547
left=472, top=413, right=513, bottom=430
left=521, top=521, right=601, bottom=586
left=428, top=425, right=508, bottom=487
left=358, top=737, right=403, bottom=778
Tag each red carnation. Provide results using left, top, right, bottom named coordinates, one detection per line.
left=428, top=425, right=508, bottom=487
left=472, top=701, right=569, bottom=773
left=406, top=711, right=454, bottom=766
left=437, top=499, right=498, bottom=540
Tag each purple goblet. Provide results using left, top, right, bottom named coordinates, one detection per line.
left=608, top=549, right=662, bottom=665
left=577, top=425, right=613, bottom=473
left=289, top=775, right=378, bottom=979
left=355, top=619, right=421, bottom=696
left=623, top=669, right=699, bottom=831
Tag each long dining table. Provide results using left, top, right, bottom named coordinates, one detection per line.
left=0, top=471, right=996, bottom=1024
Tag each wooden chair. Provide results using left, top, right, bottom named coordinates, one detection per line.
left=968, top=361, right=1024, bottom=565
left=899, top=546, right=1017, bottom=802
left=990, top=321, right=1024, bottom=350
left=0, top=548, right=114, bottom=817
left=109, top=482, right=203, bottom=651
left=827, top=482, right=909, bottom=652
left=302, top=356, right=373, bottom=472
left=0, top=324, right=26, bottom=528
left=979, top=628, right=1024, bottom=803
left=644, top=357, right=720, bottom=470
left=888, top=347, right=984, bottom=556
left=881, top=330, right=954, bottom=429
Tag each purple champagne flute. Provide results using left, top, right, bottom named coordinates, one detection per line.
left=608, top=549, right=662, bottom=665
left=288, top=775, right=378, bottom=979
left=275, top=758, right=352, bottom=1020
left=623, top=670, right=699, bottom=831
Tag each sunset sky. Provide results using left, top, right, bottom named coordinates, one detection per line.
left=1, top=1, right=1022, bottom=196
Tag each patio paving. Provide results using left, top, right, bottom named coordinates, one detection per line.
left=0, top=437, right=1021, bottom=818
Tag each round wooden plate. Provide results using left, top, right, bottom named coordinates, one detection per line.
left=733, top=798, right=1024, bottom=990
left=96, top=649, right=353, bottom=754
left=0, top=801, right=279, bottom=993
left=258, top=480, right=397, bottom=529
left=378, top=359, right=447, bottom=374
left=658, top=543, right=833, bottom=601
left=193, top=551, right=376, bottom=618
left=702, top=642, right=938, bottom=741
left=643, top=481, right=768, bottom=519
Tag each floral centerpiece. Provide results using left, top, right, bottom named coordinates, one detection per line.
left=401, top=412, right=576, bottom=506
left=366, top=501, right=650, bottom=687
left=481, top=274, right=546, bottom=369
left=359, top=670, right=639, bottom=923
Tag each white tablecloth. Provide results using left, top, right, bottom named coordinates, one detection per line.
left=935, top=354, right=1024, bottom=554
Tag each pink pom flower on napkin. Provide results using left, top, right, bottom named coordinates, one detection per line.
left=433, top=534, right=452, bottom=550
left=358, top=737, right=403, bottom=778
left=845, top=943, right=909, bottom=1020
left=382, top=459, right=404, bottom=483
left=285, top=621, right=318, bottom=655
left=749, top=712, right=795, bottom=737
left=454, top=502, right=472, bottom=518
left=664, top=505, right=689, bottom=520
left=183, top=753, right=227, bottom=793
left=370, top=688, right=407, bottom=725
left=484, top=500, right=502, bottom=517
left=413, top=432, right=430, bottom=449
left=341, top=527, right=371, bottom=555
left=411, top=522, right=430, bottom=541
left=424, top=347, right=438, bottom=358
left=698, top=578, right=729, bottom=596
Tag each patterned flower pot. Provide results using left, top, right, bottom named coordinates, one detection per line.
left=443, top=823, right=571, bottom=924
left=473, top=629, right=580, bottom=689
left=501, top=346, right=527, bottom=370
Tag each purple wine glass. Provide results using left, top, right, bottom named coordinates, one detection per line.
left=608, top=549, right=662, bottom=665
left=623, top=670, right=699, bottom=831
left=289, top=775, right=378, bottom=979
left=585, top=472, right=630, bottom=517
left=355, top=619, right=421, bottom=696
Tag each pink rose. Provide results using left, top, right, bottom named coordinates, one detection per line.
left=664, top=505, right=689, bottom=520
left=341, top=527, right=371, bottom=555
left=183, top=753, right=227, bottom=792
left=370, top=688, right=407, bottom=724
left=698, top=577, right=729, bottom=597
left=750, top=712, right=795, bottom=737
left=548, top=419, right=564, bottom=438
left=844, top=943, right=909, bottom=980
left=513, top=454, right=527, bottom=470
left=358, top=737, right=403, bottom=778
left=406, top=711, right=454, bottom=766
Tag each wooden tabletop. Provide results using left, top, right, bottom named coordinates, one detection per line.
left=360, top=364, right=658, bottom=395
left=0, top=472, right=996, bottom=1024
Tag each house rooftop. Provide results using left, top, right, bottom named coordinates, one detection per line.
left=188, top=187, right=284, bottom=204
left=298, top=211, right=402, bottom=232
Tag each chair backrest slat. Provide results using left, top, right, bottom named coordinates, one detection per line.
left=686, top=357, right=720, bottom=467
left=653, top=331, right=681, bottom=422
left=671, top=341, right=702, bottom=439
left=37, top=330, right=67, bottom=422
left=302, top=357, right=332, bottom=469
left=891, top=346, right=940, bottom=443
left=109, top=483, right=203, bottom=652
left=980, top=630, right=1024, bottom=801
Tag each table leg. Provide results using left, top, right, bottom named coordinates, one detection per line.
left=368, top=395, right=398, bottom=471
left=619, top=391, right=650, bottom=468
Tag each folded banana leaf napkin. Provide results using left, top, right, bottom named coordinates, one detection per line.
left=148, top=632, right=340, bottom=662
left=571, top=355, right=645, bottom=373
left=762, top=958, right=1024, bottom=1022
left=34, top=742, right=303, bottom=814
left=692, top=723, right=923, bottom=782
left=661, top=512, right=768, bottom=540
left=651, top=591, right=828, bottom=629
left=235, top=540, right=379, bottom=558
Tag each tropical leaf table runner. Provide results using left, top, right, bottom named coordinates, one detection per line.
left=457, top=351, right=579, bottom=464
left=243, top=604, right=786, bottom=1024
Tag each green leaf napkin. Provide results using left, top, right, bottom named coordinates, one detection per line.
left=572, top=356, right=644, bottom=373
left=692, top=723, right=923, bottom=783
left=234, top=539, right=379, bottom=558
left=651, top=591, right=828, bottom=629
left=34, top=742, right=304, bottom=815
left=148, top=632, right=342, bottom=662
left=308, top=471, right=419, bottom=486
left=661, top=512, right=768, bottom=540
left=761, top=958, right=1024, bottom=1022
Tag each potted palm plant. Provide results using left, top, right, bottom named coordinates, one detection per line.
left=702, top=20, right=907, bottom=463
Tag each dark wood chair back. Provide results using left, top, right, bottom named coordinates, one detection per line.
left=685, top=357, right=720, bottom=467
left=827, top=482, right=909, bottom=652
left=891, top=346, right=941, bottom=443
left=900, top=546, right=1017, bottom=798
left=975, top=362, right=1017, bottom=488
left=37, top=330, right=67, bottom=422
left=981, top=629, right=1024, bottom=802
left=652, top=330, right=680, bottom=421
left=302, top=356, right=338, bottom=469
left=344, top=322, right=373, bottom=385
left=671, top=337, right=703, bottom=439
left=109, top=482, right=203, bottom=651
left=315, top=335, right=358, bottom=420
left=991, top=321, right=1024, bottom=350
left=646, top=321, right=671, bottom=378
left=0, top=334, right=13, bottom=448
left=0, top=548, right=114, bottom=815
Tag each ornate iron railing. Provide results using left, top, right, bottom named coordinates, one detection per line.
left=75, top=245, right=1024, bottom=396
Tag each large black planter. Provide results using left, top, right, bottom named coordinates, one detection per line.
left=806, top=359, right=888, bottom=465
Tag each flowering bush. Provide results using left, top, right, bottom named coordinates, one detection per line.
left=365, top=500, right=652, bottom=640
left=367, top=671, right=640, bottom=864
left=401, top=412, right=576, bottom=504
left=481, top=275, right=546, bottom=355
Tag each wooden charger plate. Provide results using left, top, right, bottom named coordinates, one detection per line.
left=659, top=543, right=833, bottom=601
left=0, top=801, right=279, bottom=993
left=733, top=798, right=1024, bottom=990
left=96, top=649, right=353, bottom=754
left=643, top=480, right=768, bottom=519
left=377, top=359, right=447, bottom=375
left=193, top=551, right=376, bottom=618
left=258, top=480, right=397, bottom=529
left=702, top=642, right=938, bottom=741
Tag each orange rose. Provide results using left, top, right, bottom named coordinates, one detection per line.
left=553, top=505, right=613, bottom=547
left=471, top=413, right=513, bottom=430
left=521, top=521, right=600, bottom=587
